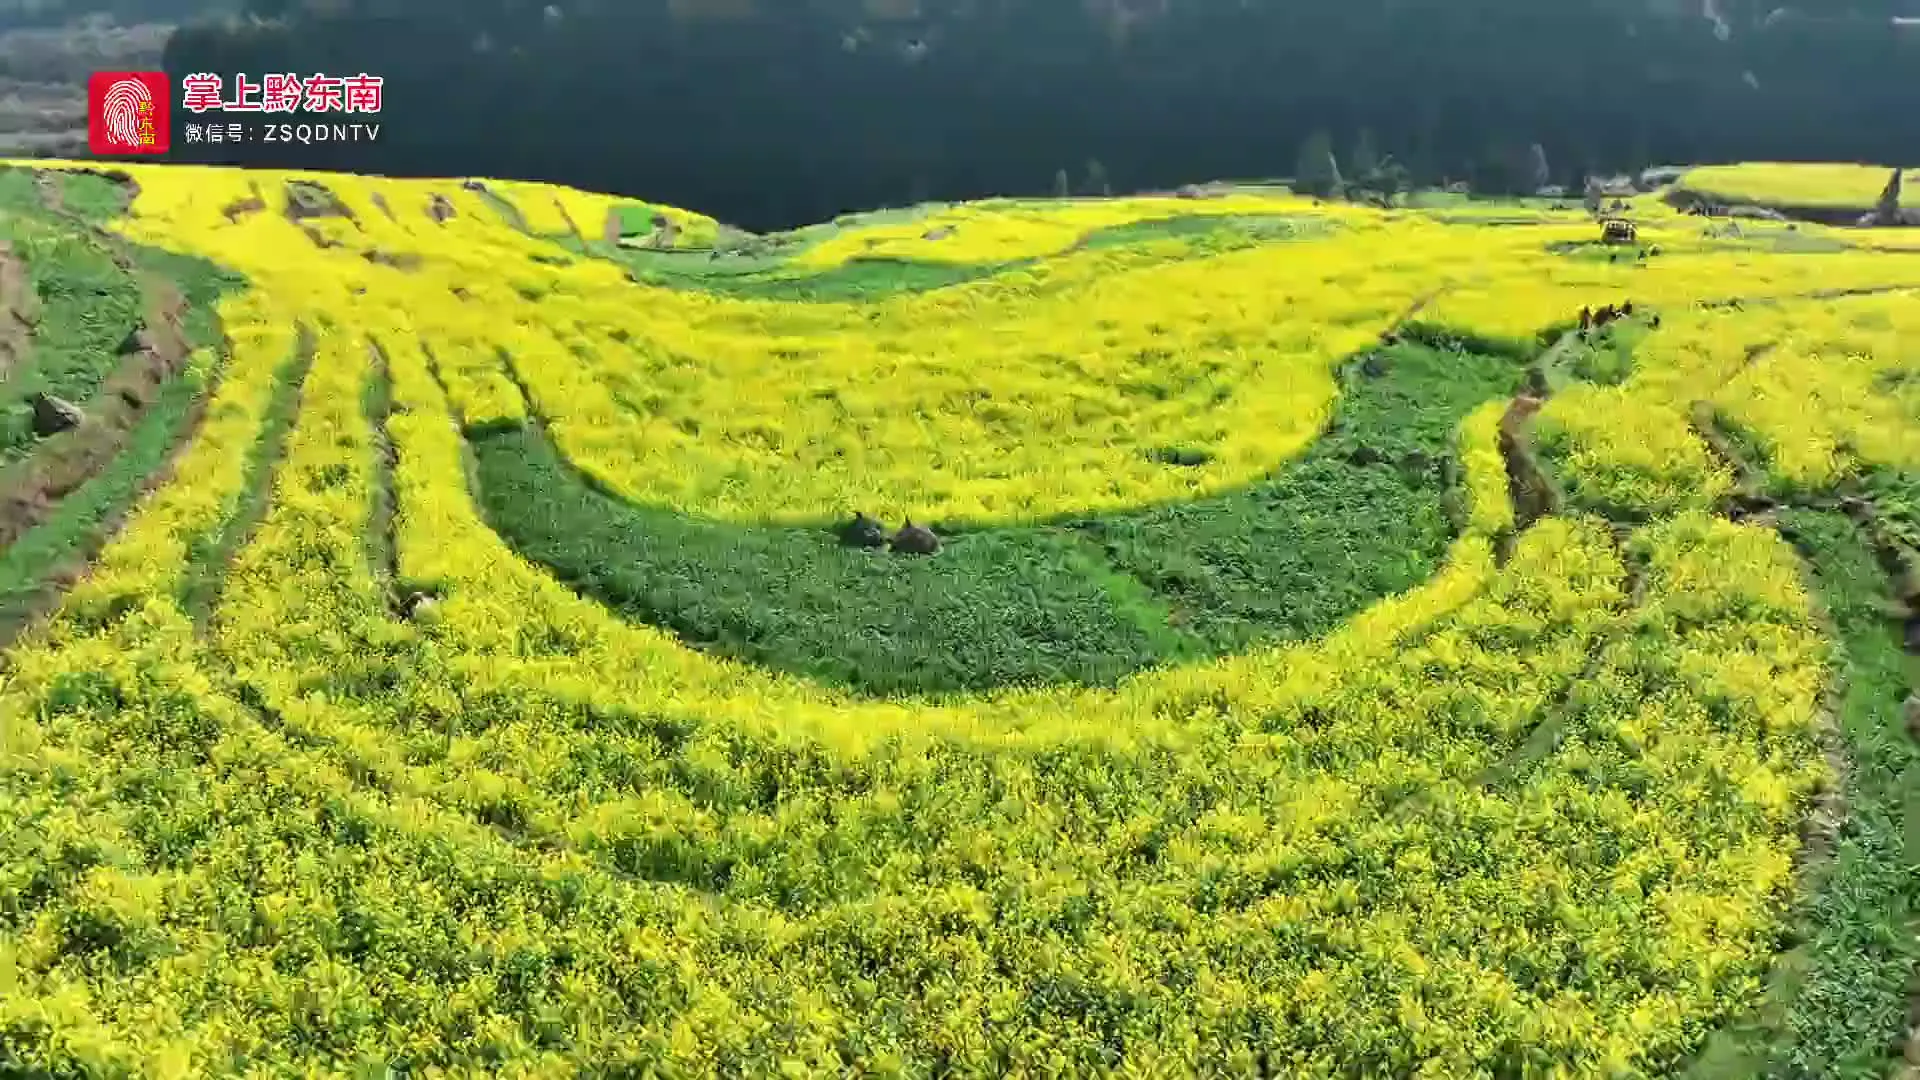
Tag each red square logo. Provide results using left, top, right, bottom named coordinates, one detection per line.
left=88, top=71, right=170, bottom=156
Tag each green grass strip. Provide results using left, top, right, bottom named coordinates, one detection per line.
left=48, top=171, right=134, bottom=227
left=552, top=215, right=1326, bottom=304
left=361, top=341, right=397, bottom=590
left=1686, top=507, right=1920, bottom=1079
left=0, top=214, right=144, bottom=464
left=0, top=358, right=210, bottom=632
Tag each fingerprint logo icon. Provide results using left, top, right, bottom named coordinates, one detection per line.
left=101, top=78, right=151, bottom=145
left=88, top=71, right=170, bottom=155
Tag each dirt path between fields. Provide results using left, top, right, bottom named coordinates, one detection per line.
left=0, top=275, right=190, bottom=548
left=0, top=241, right=37, bottom=384
left=1488, top=326, right=1573, bottom=565
left=31, top=171, right=62, bottom=215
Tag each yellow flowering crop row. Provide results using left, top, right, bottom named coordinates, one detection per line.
left=1535, top=289, right=1920, bottom=514
left=1537, top=385, right=1736, bottom=517
left=0, top=158, right=1901, bottom=1073
left=1709, top=293, right=1920, bottom=491
left=1456, top=400, right=1516, bottom=538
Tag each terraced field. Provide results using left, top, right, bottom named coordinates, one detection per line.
left=0, top=159, right=1916, bottom=1076
left=1675, top=162, right=1919, bottom=214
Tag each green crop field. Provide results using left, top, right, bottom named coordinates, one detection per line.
left=0, top=159, right=1916, bottom=1077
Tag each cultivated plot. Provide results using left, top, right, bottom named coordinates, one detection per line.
left=0, top=160, right=1915, bottom=1076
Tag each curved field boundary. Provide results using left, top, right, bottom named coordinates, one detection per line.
left=488, top=187, right=1335, bottom=303
left=0, top=160, right=1914, bottom=1075
left=468, top=328, right=1522, bottom=696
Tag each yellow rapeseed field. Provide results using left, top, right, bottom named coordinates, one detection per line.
left=1677, top=161, right=1917, bottom=210
left=0, top=158, right=1916, bottom=1075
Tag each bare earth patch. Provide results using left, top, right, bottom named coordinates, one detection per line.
left=221, top=186, right=268, bottom=224
left=0, top=240, right=39, bottom=383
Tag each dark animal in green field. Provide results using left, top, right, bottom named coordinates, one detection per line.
left=890, top=519, right=941, bottom=555
left=838, top=511, right=888, bottom=548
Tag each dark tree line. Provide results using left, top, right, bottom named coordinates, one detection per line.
left=156, top=0, right=1920, bottom=231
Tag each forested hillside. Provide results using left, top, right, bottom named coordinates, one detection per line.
left=159, top=0, right=1920, bottom=228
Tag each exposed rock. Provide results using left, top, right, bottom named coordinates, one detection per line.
left=837, top=511, right=888, bottom=549
left=428, top=193, right=458, bottom=223
left=889, top=519, right=941, bottom=555
left=1728, top=204, right=1789, bottom=221
left=1855, top=167, right=1920, bottom=227
left=30, top=392, right=82, bottom=435
left=1876, top=166, right=1901, bottom=218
